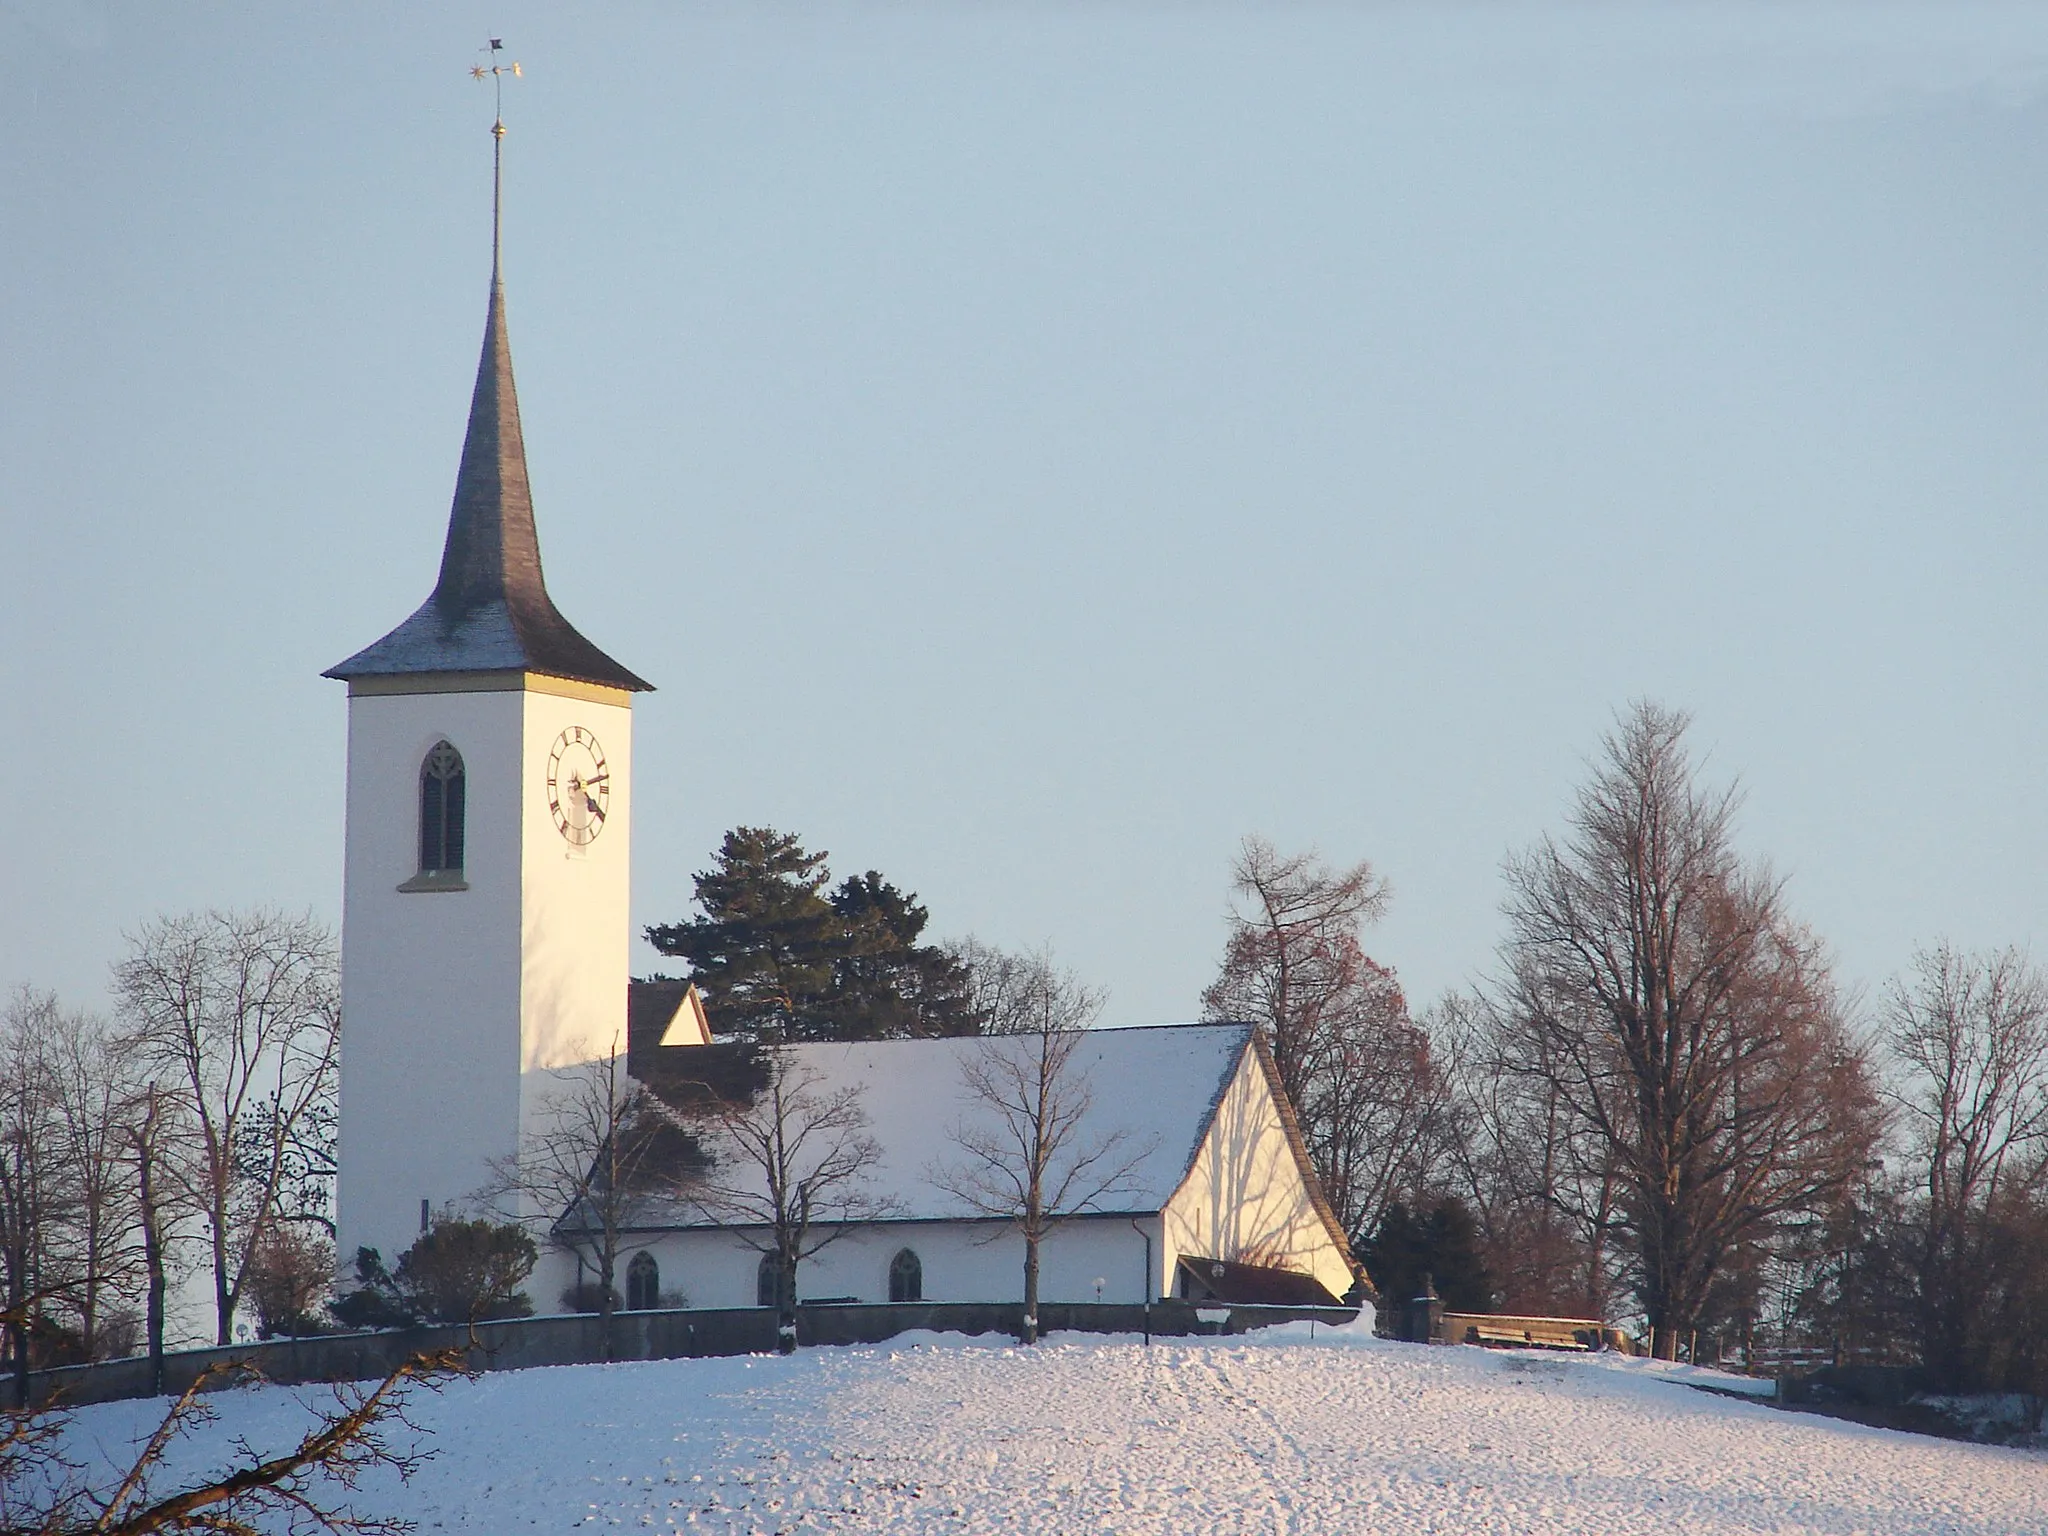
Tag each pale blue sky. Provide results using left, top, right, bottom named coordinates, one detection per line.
left=3, top=2, right=2044, bottom=1028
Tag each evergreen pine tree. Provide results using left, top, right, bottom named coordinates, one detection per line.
left=645, top=828, right=840, bottom=1039
left=1420, top=1197, right=1495, bottom=1313
left=826, top=872, right=976, bottom=1039
left=646, top=830, right=979, bottom=1042
left=1360, top=1201, right=1428, bottom=1308
left=1361, top=1197, right=1495, bottom=1314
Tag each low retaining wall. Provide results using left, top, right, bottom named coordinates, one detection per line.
left=28, top=1299, right=1358, bottom=1410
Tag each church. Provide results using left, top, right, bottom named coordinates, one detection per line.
left=325, top=120, right=1362, bottom=1321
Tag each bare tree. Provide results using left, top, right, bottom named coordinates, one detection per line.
left=0, top=1293, right=460, bottom=1536
left=944, top=937, right=1040, bottom=1036
left=1296, top=961, right=1447, bottom=1248
left=43, top=1006, right=142, bottom=1363
left=1201, top=839, right=1442, bottom=1246
left=935, top=953, right=1146, bottom=1344
left=1497, top=702, right=1878, bottom=1358
left=115, top=908, right=342, bottom=1345
left=1431, top=990, right=1624, bottom=1317
left=0, top=991, right=70, bottom=1406
left=492, top=1044, right=670, bottom=1360
left=1202, top=837, right=1389, bottom=1107
left=1885, top=943, right=2048, bottom=1386
left=673, top=1048, right=894, bottom=1353
left=126, top=1084, right=183, bottom=1393
left=236, top=1088, right=338, bottom=1237
left=244, top=1224, right=338, bottom=1339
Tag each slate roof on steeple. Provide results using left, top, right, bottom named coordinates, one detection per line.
left=324, top=266, right=652, bottom=693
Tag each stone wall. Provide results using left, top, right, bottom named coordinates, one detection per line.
left=28, top=1299, right=1359, bottom=1410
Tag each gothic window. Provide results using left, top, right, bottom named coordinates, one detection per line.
left=888, top=1248, right=922, bottom=1304
left=418, top=741, right=466, bottom=876
left=626, top=1251, right=659, bottom=1311
left=756, top=1252, right=778, bottom=1308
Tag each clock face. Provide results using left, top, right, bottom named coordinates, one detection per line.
left=545, top=726, right=610, bottom=847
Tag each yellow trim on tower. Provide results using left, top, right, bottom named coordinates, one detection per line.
left=346, top=671, right=634, bottom=706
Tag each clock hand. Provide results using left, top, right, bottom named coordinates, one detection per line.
left=584, top=797, right=605, bottom=821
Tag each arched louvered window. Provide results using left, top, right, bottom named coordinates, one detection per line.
left=419, top=741, right=466, bottom=876
left=888, top=1248, right=922, bottom=1304
left=626, top=1251, right=659, bottom=1311
left=757, top=1252, right=778, bottom=1309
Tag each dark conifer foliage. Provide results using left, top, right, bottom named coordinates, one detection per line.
left=826, top=873, right=976, bottom=1040
left=1360, top=1198, right=1495, bottom=1314
left=330, top=1219, right=536, bottom=1329
left=645, top=828, right=839, bottom=1040
left=645, top=828, right=975, bottom=1042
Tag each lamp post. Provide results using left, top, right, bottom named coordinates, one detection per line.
left=1128, top=1219, right=1153, bottom=1346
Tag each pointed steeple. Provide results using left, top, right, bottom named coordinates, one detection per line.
left=327, top=119, right=651, bottom=694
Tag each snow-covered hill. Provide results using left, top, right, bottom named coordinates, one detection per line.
left=56, top=1326, right=2046, bottom=1533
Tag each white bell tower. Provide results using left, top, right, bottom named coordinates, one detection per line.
left=325, top=112, right=653, bottom=1271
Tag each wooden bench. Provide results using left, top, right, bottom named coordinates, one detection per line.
left=1440, top=1312, right=1631, bottom=1353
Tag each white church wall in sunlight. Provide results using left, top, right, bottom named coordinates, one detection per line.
left=1161, top=1044, right=1354, bottom=1303
left=517, top=682, right=635, bottom=1140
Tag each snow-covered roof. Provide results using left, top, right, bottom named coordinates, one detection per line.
left=637, top=1023, right=1254, bottom=1228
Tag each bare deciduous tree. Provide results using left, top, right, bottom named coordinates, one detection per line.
left=1201, top=839, right=1443, bottom=1246
left=943, top=937, right=1041, bottom=1037
left=493, top=1044, right=670, bottom=1360
left=244, top=1224, right=338, bottom=1339
left=1886, top=943, right=2048, bottom=1387
left=115, top=909, right=342, bottom=1345
left=0, top=991, right=69, bottom=1406
left=936, top=953, right=1146, bottom=1344
left=675, top=1048, right=894, bottom=1353
left=0, top=992, right=149, bottom=1404
left=236, top=1089, right=338, bottom=1237
left=126, top=1084, right=182, bottom=1393
left=44, top=1007, right=141, bottom=1364
left=0, top=1295, right=460, bottom=1536
left=1497, top=702, right=1878, bottom=1358
left=1431, top=990, right=1624, bottom=1317
left=1202, top=838, right=1389, bottom=1107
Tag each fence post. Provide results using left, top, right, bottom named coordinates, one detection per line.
left=1403, top=1274, right=1443, bottom=1344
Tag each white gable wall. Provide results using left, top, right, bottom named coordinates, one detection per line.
left=1160, top=1046, right=1355, bottom=1302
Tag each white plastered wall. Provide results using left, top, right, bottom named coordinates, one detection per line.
left=572, top=1218, right=1159, bottom=1312
left=515, top=687, right=633, bottom=1156
left=338, top=686, right=526, bottom=1267
left=1160, top=1047, right=1355, bottom=1302
left=336, top=678, right=632, bottom=1269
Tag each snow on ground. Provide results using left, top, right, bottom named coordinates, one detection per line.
left=55, top=1327, right=2047, bottom=1534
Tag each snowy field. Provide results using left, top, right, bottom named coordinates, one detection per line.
left=55, top=1326, right=2048, bottom=1534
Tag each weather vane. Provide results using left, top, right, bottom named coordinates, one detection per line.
left=472, top=40, right=523, bottom=278
left=470, top=37, right=522, bottom=132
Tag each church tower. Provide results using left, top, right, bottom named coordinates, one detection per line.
left=325, top=114, right=653, bottom=1269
